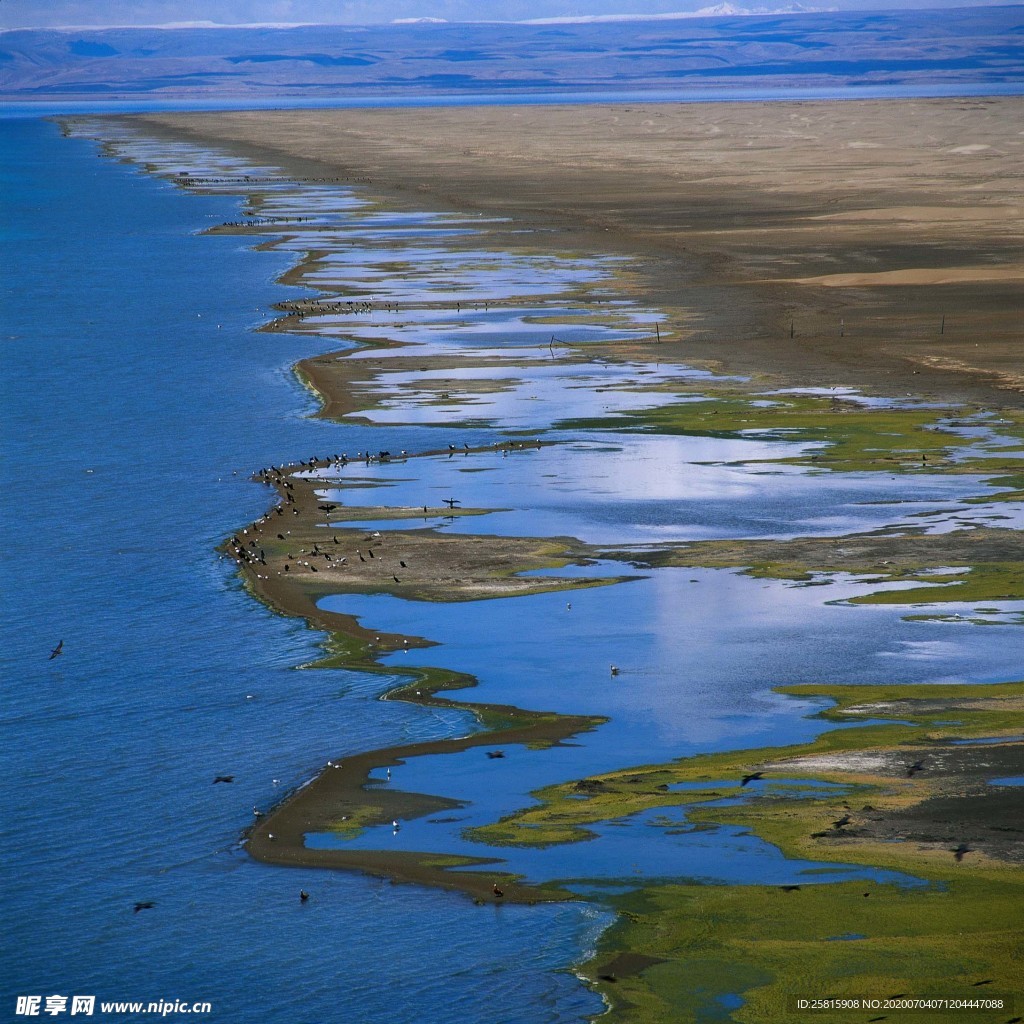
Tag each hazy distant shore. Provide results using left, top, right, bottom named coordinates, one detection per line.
left=134, top=96, right=1024, bottom=406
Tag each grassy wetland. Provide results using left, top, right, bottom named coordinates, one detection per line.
left=75, top=99, right=1024, bottom=1022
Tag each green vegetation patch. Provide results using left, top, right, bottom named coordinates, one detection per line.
left=599, top=527, right=1024, bottom=611
left=844, top=561, right=1024, bottom=606
left=558, top=391, right=978, bottom=470
left=554, top=682, right=1024, bottom=1021
left=584, top=875, right=1023, bottom=1024
left=468, top=680, right=1024, bottom=851
left=557, top=392, right=1024, bottom=496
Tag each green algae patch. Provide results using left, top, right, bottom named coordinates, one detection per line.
left=583, top=875, right=1023, bottom=1024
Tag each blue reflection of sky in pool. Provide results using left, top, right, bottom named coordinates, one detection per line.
left=319, top=570, right=1024, bottom=766
left=310, top=567, right=1022, bottom=887
left=304, top=436, right=1002, bottom=544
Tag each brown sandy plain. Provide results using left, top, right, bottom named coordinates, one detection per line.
left=138, top=97, right=1023, bottom=406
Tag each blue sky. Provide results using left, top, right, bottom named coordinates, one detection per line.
left=0, top=0, right=1009, bottom=30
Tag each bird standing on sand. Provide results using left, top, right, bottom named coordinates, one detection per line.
left=492, top=884, right=504, bottom=898
left=832, top=814, right=851, bottom=828
left=49, top=640, right=64, bottom=660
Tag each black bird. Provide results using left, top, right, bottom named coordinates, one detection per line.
left=492, top=884, right=504, bottom=898
left=400, top=561, right=407, bottom=568
left=907, top=760, right=926, bottom=777
left=299, top=890, right=310, bottom=902
left=333, top=536, right=339, bottom=544
left=486, top=750, right=505, bottom=759
left=368, top=549, right=375, bottom=558
left=971, top=980, right=993, bottom=987
left=212, top=775, right=234, bottom=784
left=952, top=843, right=971, bottom=862
left=358, top=553, right=365, bottom=562
left=443, top=498, right=460, bottom=509
left=49, top=640, right=64, bottom=660
left=740, top=772, right=764, bottom=787
left=277, top=533, right=285, bottom=540
left=780, top=885, right=801, bottom=892
left=833, top=814, right=851, bottom=828
left=393, top=576, right=400, bottom=583
left=133, top=902, right=155, bottom=913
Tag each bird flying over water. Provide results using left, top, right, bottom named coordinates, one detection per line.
left=212, top=775, right=234, bottom=784
left=49, top=640, right=63, bottom=660
left=133, top=902, right=155, bottom=913
left=740, top=772, right=764, bottom=786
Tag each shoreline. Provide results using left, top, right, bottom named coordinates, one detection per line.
left=74, top=105, right=1024, bottom=1017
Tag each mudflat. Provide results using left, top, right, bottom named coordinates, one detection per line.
left=138, top=97, right=1023, bottom=405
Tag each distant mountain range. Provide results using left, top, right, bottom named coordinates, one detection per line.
left=2, top=5, right=1021, bottom=101
left=518, top=4, right=832, bottom=22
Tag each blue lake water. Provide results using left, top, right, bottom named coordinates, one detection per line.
left=4, top=110, right=1022, bottom=1024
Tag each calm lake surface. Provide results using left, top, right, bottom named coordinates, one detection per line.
left=3, top=112, right=1021, bottom=1022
